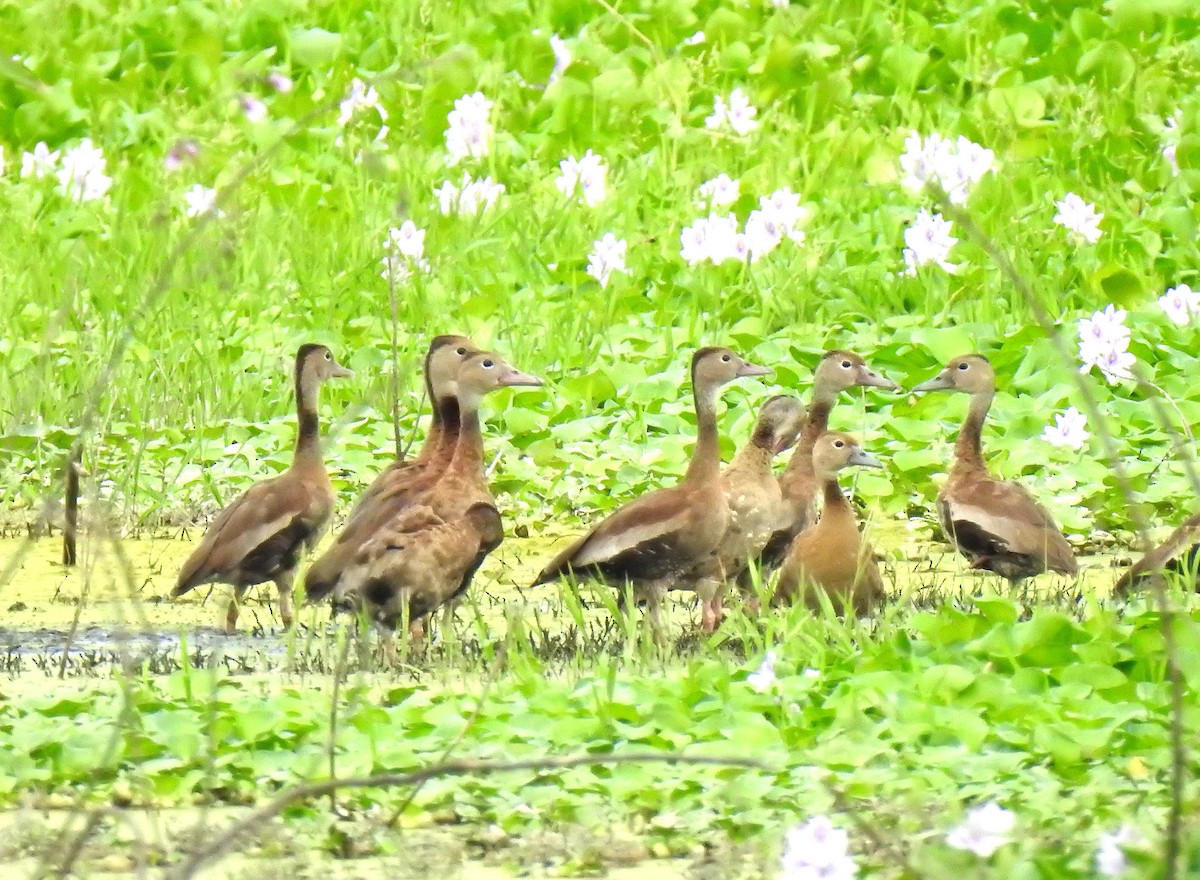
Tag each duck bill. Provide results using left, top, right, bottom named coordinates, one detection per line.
left=499, top=368, right=544, bottom=388
left=859, top=371, right=900, bottom=391
left=737, top=361, right=772, bottom=378
left=331, top=363, right=355, bottom=379
left=912, top=371, right=953, bottom=393
left=847, top=449, right=884, bottom=469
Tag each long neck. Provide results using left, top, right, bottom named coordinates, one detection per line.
left=954, top=391, right=992, bottom=468
left=820, top=475, right=853, bottom=520
left=684, top=380, right=721, bottom=483
left=416, top=395, right=457, bottom=465
left=294, top=369, right=321, bottom=461
left=786, top=392, right=833, bottom=474
left=731, top=424, right=776, bottom=472
left=446, top=395, right=484, bottom=479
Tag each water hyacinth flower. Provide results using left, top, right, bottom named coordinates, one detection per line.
left=1042, top=407, right=1089, bottom=449
left=680, top=213, right=744, bottom=266
left=380, top=221, right=430, bottom=284
left=266, top=71, right=293, bottom=93
left=1159, top=283, right=1199, bottom=325
left=548, top=34, right=571, bottom=83
left=433, top=173, right=505, bottom=216
left=445, top=92, right=493, bottom=165
left=747, top=650, right=777, bottom=692
left=586, top=233, right=627, bottom=288
left=706, top=88, right=759, bottom=136
left=899, top=133, right=995, bottom=204
left=20, top=142, right=59, bottom=179
left=55, top=138, right=113, bottom=203
left=165, top=140, right=200, bottom=173
left=555, top=150, right=607, bottom=206
left=1078, top=304, right=1134, bottom=385
left=697, top=173, right=739, bottom=207
left=240, top=95, right=267, bottom=123
left=338, top=78, right=388, bottom=128
left=182, top=184, right=220, bottom=218
left=945, top=802, right=1014, bottom=858
left=1053, top=193, right=1103, bottom=244
left=902, top=209, right=958, bottom=274
left=779, top=816, right=857, bottom=880
left=1096, top=825, right=1144, bottom=877
left=682, top=31, right=706, bottom=46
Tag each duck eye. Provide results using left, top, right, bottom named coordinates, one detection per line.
left=456, top=347, right=467, bottom=355
left=958, top=362, right=969, bottom=371
left=721, top=354, right=731, bottom=362
left=841, top=360, right=851, bottom=368
left=324, top=352, right=332, bottom=360
left=482, top=360, right=495, bottom=369
left=834, top=440, right=845, bottom=448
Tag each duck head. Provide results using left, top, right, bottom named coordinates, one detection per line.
left=814, top=350, right=899, bottom=395
left=812, top=431, right=884, bottom=478
left=756, top=394, right=808, bottom=454
left=912, top=354, right=995, bottom=395
left=425, top=334, right=482, bottom=400
left=455, top=351, right=543, bottom=408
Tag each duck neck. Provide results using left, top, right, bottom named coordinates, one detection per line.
left=685, top=381, right=722, bottom=484
left=447, top=393, right=485, bottom=479
left=734, top=423, right=777, bottom=472
left=786, top=392, right=833, bottom=474
left=294, top=368, right=321, bottom=462
left=955, top=391, right=992, bottom=468
left=820, top=475, right=853, bottom=521
left=426, top=395, right=459, bottom=462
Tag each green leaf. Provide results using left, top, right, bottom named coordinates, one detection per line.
left=289, top=28, right=344, bottom=68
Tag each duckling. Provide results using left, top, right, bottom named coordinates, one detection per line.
left=532, top=347, right=771, bottom=633
left=774, top=432, right=886, bottom=614
left=304, top=335, right=479, bottom=598
left=307, top=352, right=542, bottom=627
left=913, top=354, right=1077, bottom=581
left=759, top=350, right=899, bottom=573
left=706, top=395, right=807, bottom=619
left=173, top=344, right=353, bottom=632
left=1114, top=512, right=1200, bottom=595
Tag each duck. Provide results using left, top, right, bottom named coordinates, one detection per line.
left=306, top=351, right=542, bottom=642
left=774, top=432, right=886, bottom=614
left=912, top=354, right=1077, bottom=581
left=531, top=347, right=771, bottom=633
left=705, top=394, right=807, bottom=619
left=303, top=335, right=479, bottom=598
left=758, top=350, right=899, bottom=574
left=173, top=343, right=353, bottom=632
left=1114, top=512, right=1200, bottom=595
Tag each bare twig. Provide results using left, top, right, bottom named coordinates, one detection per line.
left=62, top=442, right=81, bottom=566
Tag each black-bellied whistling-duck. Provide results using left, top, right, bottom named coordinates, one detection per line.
left=1114, top=512, right=1200, bottom=595
left=531, top=347, right=771, bottom=633
left=173, top=344, right=353, bottom=632
left=307, top=352, right=542, bottom=643
left=774, top=432, right=886, bottom=614
left=913, top=354, right=1077, bottom=581
left=706, top=395, right=806, bottom=619
left=759, top=350, right=899, bottom=573
left=304, top=335, right=479, bottom=599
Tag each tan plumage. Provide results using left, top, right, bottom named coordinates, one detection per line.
left=304, top=335, right=479, bottom=601
left=1114, top=512, right=1200, bottom=595
left=760, top=350, right=898, bottom=574
left=173, top=343, right=353, bottom=631
left=775, top=432, right=886, bottom=615
left=532, top=347, right=771, bottom=633
left=309, top=352, right=542, bottom=641
left=914, top=354, right=1077, bottom=581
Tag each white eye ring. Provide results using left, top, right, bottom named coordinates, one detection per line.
left=841, top=361, right=851, bottom=368
left=482, top=360, right=495, bottom=369
left=325, top=352, right=332, bottom=360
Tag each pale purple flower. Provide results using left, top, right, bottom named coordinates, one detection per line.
left=744, top=211, right=785, bottom=262
left=555, top=150, right=607, bottom=206
left=165, top=140, right=199, bottom=172
left=902, top=209, right=958, bottom=274
left=1096, top=825, right=1144, bottom=877
left=182, top=184, right=221, bottom=218
left=946, top=802, right=1014, bottom=858
left=433, top=173, right=505, bottom=216
left=706, top=88, right=759, bottom=136
left=1042, top=407, right=1089, bottom=449
left=55, top=139, right=112, bottom=203
left=682, top=31, right=706, bottom=46
left=899, top=133, right=994, bottom=204
left=780, top=816, right=857, bottom=880
left=1078, top=305, right=1134, bottom=384
left=240, top=95, right=267, bottom=123
left=747, top=650, right=777, bottom=692
left=680, top=213, right=743, bottom=266
left=1159, top=283, right=1199, bottom=326
left=1054, top=193, right=1103, bottom=244
left=549, top=35, right=572, bottom=83
left=697, top=174, right=739, bottom=207
left=380, top=221, right=430, bottom=284
left=267, top=72, right=293, bottom=93
left=20, top=142, right=59, bottom=179
left=338, top=78, right=387, bottom=128
left=586, top=233, right=627, bottom=288
left=444, top=92, right=493, bottom=165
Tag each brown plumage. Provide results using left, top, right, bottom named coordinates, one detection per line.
left=705, top=395, right=807, bottom=619
left=173, top=343, right=353, bottom=631
left=913, top=354, right=1077, bottom=581
left=774, top=432, right=886, bottom=614
left=531, top=347, right=771, bottom=633
left=304, top=335, right=479, bottom=599
left=307, top=352, right=542, bottom=638
left=759, top=350, right=898, bottom=573
left=1114, top=512, right=1200, bottom=595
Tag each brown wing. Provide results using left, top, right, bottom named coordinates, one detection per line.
left=939, top=476, right=1077, bottom=579
left=1114, top=511, right=1200, bottom=595
left=531, top=483, right=723, bottom=587
left=175, top=471, right=332, bottom=593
